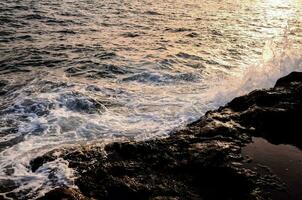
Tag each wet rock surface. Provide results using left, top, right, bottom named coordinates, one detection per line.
left=34, top=72, right=302, bottom=200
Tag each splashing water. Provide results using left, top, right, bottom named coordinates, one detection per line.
left=0, top=0, right=302, bottom=199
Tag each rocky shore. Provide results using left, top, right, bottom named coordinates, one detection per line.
left=34, top=72, right=302, bottom=200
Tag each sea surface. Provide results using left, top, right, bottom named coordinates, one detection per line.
left=0, top=0, right=302, bottom=199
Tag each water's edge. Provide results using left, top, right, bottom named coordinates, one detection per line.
left=31, top=71, right=302, bottom=200
left=1, top=1, right=302, bottom=198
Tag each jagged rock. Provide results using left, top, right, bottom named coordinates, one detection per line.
left=38, top=188, right=89, bottom=200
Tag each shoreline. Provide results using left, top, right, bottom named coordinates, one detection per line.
left=27, top=71, right=302, bottom=199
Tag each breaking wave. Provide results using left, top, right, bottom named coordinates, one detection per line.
left=0, top=0, right=301, bottom=199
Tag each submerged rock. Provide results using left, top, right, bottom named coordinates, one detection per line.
left=35, top=72, right=302, bottom=200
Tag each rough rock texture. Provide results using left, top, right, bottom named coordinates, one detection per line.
left=34, top=72, right=302, bottom=200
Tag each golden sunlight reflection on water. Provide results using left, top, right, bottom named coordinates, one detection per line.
left=0, top=0, right=301, bottom=198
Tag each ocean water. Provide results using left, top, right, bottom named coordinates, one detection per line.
left=0, top=0, right=302, bottom=199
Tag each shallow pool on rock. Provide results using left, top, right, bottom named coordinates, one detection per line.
left=243, top=137, right=302, bottom=200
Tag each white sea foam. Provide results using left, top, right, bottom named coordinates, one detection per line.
left=1, top=0, right=302, bottom=196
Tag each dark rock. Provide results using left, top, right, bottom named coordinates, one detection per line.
left=36, top=72, right=302, bottom=200
left=37, top=188, right=89, bottom=200
left=225, top=71, right=302, bottom=147
left=275, top=71, right=302, bottom=87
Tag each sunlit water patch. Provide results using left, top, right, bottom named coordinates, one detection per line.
left=0, top=0, right=302, bottom=199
